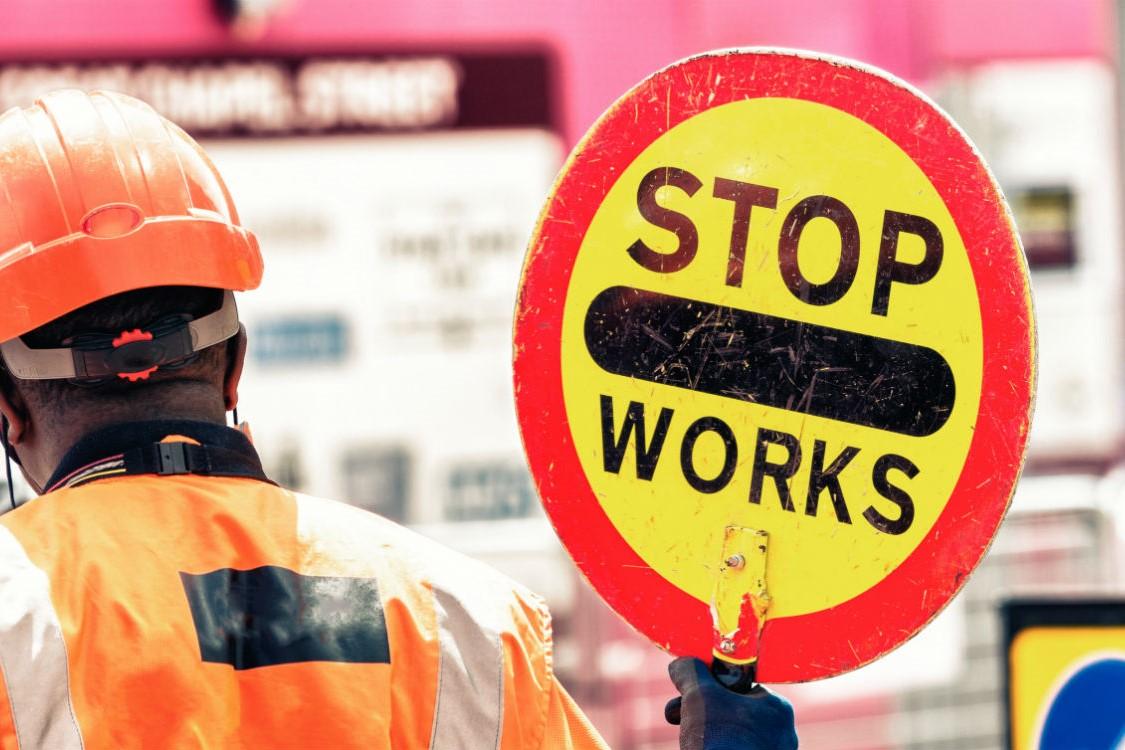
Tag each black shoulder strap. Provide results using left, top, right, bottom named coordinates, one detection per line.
left=49, top=441, right=275, bottom=492
left=122, top=442, right=273, bottom=483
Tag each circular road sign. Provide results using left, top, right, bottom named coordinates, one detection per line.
left=513, top=49, right=1035, bottom=682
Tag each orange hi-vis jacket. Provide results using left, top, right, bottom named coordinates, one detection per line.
left=0, top=420, right=608, bottom=749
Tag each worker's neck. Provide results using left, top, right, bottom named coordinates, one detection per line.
left=23, top=402, right=226, bottom=493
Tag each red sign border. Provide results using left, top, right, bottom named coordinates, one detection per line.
left=513, top=49, right=1035, bottom=682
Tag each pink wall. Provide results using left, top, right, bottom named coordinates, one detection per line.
left=0, top=0, right=1112, bottom=143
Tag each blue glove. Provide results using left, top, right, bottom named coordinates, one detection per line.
left=666, top=657, right=798, bottom=750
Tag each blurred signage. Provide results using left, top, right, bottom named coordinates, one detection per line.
left=443, top=462, right=537, bottom=522
left=268, top=439, right=306, bottom=491
left=937, top=60, right=1120, bottom=464
left=1003, top=599, right=1125, bottom=750
left=173, top=45, right=561, bottom=544
left=1009, top=186, right=1076, bottom=269
left=252, top=315, right=347, bottom=365
left=378, top=194, right=531, bottom=347
left=342, top=446, right=411, bottom=523
left=515, top=49, right=1033, bottom=683
left=0, top=52, right=552, bottom=135
left=250, top=211, right=332, bottom=252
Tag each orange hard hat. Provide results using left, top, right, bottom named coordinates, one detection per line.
left=0, top=89, right=263, bottom=344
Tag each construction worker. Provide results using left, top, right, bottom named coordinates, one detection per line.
left=0, top=89, right=797, bottom=749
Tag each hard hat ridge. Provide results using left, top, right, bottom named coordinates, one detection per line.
left=0, top=89, right=263, bottom=346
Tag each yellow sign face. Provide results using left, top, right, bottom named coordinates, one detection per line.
left=1009, top=626, right=1125, bottom=750
left=560, top=97, right=983, bottom=618
left=516, top=49, right=1033, bottom=681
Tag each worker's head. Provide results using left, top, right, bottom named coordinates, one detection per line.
left=0, top=89, right=263, bottom=491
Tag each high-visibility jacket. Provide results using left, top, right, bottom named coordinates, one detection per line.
left=0, top=420, right=608, bottom=749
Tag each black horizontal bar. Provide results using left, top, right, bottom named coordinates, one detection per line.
left=583, top=286, right=955, bottom=437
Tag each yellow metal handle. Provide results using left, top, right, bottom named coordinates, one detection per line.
left=711, top=526, right=770, bottom=665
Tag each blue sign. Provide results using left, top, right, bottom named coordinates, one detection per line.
left=1040, top=657, right=1125, bottom=749
left=252, top=315, right=348, bottom=365
left=342, top=447, right=411, bottom=523
left=444, top=463, right=536, bottom=522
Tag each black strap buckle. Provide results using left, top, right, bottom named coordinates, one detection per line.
left=69, top=320, right=194, bottom=382
left=156, top=442, right=191, bottom=475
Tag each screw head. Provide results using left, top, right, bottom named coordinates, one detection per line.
left=724, top=554, right=745, bottom=569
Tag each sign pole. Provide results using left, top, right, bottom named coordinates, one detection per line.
left=710, top=526, right=769, bottom=689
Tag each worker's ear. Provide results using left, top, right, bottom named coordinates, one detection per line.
left=223, top=325, right=248, bottom=412
left=0, top=371, right=29, bottom=446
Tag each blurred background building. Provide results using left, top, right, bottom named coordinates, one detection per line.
left=1, top=0, right=1123, bottom=747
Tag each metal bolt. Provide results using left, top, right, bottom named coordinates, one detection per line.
left=724, top=554, right=745, bottom=570
left=719, top=638, right=736, bottom=654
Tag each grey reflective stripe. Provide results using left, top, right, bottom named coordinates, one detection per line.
left=290, top=492, right=509, bottom=749
left=428, top=587, right=504, bottom=750
left=0, top=526, right=83, bottom=750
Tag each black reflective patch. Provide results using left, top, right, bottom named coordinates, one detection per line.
left=179, top=566, right=390, bottom=670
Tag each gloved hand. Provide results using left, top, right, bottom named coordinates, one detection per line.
left=665, top=657, right=798, bottom=750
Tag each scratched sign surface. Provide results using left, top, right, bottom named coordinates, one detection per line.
left=513, top=49, right=1035, bottom=682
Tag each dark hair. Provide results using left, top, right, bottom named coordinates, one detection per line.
left=9, top=286, right=230, bottom=418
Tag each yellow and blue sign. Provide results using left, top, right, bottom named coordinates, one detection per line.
left=1004, top=600, right=1125, bottom=750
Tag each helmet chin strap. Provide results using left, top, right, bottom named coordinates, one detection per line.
left=1, top=415, right=16, bottom=512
